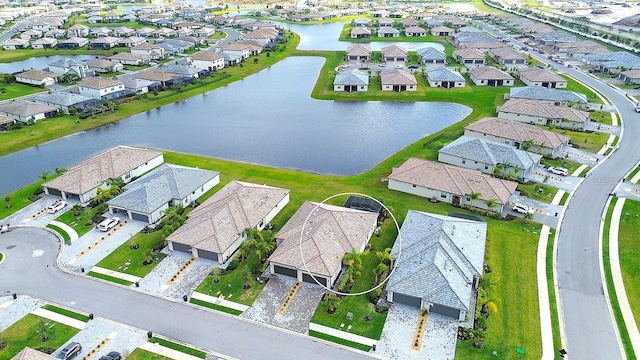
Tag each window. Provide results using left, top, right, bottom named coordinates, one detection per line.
left=440, top=191, right=447, bottom=198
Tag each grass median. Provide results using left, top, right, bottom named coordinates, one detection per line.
left=619, top=200, right=640, bottom=330
left=42, top=304, right=90, bottom=322
left=0, top=314, right=80, bottom=360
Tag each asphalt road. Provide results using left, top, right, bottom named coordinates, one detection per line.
left=477, top=20, right=640, bottom=359
left=0, top=15, right=38, bottom=43
left=0, top=228, right=377, bottom=360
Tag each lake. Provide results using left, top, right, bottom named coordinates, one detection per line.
left=0, top=57, right=471, bottom=196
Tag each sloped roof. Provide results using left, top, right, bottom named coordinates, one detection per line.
left=431, top=25, right=454, bottom=33
left=388, top=158, right=517, bottom=204
left=387, top=210, right=487, bottom=312
left=85, top=58, right=119, bottom=69
left=48, top=58, right=86, bottom=68
left=405, top=26, right=426, bottom=34
left=191, top=51, right=223, bottom=61
left=517, top=67, right=566, bottom=83
left=167, top=181, right=290, bottom=253
left=351, top=27, right=371, bottom=35
left=346, top=44, right=371, bottom=57
left=43, top=146, right=163, bottom=195
left=439, top=135, right=542, bottom=169
left=78, top=77, right=123, bottom=90
left=489, top=47, right=525, bottom=61
left=381, top=44, right=407, bottom=58
left=334, top=69, right=369, bottom=86
left=0, top=101, right=57, bottom=117
left=107, top=164, right=219, bottom=214
left=33, top=92, right=93, bottom=106
left=465, top=117, right=570, bottom=151
left=381, top=69, right=417, bottom=86
left=509, top=86, right=587, bottom=103
left=135, top=71, right=179, bottom=82
left=417, top=47, right=445, bottom=61
left=498, top=98, right=589, bottom=123
left=120, top=76, right=160, bottom=89
left=453, top=48, right=485, bottom=59
left=377, top=27, right=400, bottom=35
left=11, top=347, right=56, bottom=360
left=470, top=66, right=514, bottom=80
left=268, top=201, right=378, bottom=277
left=426, top=67, right=465, bottom=82
left=15, top=69, right=60, bottom=81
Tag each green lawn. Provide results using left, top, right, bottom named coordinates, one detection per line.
left=0, top=314, right=80, bottom=360
left=0, top=79, right=45, bottom=100
left=561, top=74, right=603, bottom=104
left=0, top=180, right=48, bottom=221
left=590, top=110, right=613, bottom=125
left=309, top=330, right=372, bottom=352
left=94, top=231, right=167, bottom=278
left=127, top=348, right=170, bottom=360
left=517, top=183, right=559, bottom=204
left=42, top=304, right=90, bottom=322
left=0, top=47, right=127, bottom=63
left=149, top=338, right=206, bottom=359
left=87, top=271, right=133, bottom=286
left=626, top=166, right=640, bottom=182
left=338, top=23, right=442, bottom=43
left=559, top=129, right=609, bottom=154
left=46, top=224, right=70, bottom=243
left=55, top=205, right=105, bottom=237
left=539, top=157, right=582, bottom=175
left=619, top=200, right=640, bottom=330
left=189, top=298, right=243, bottom=316
left=546, top=229, right=563, bottom=354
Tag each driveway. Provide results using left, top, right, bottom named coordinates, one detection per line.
left=584, top=122, right=621, bottom=136
left=506, top=194, right=563, bottom=228
left=561, top=146, right=604, bottom=167
left=2, top=194, right=77, bottom=228
left=529, top=166, right=582, bottom=192
left=615, top=182, right=640, bottom=201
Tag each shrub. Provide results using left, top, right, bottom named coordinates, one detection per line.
left=227, top=258, right=239, bottom=271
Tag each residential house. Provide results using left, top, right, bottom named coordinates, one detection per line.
left=20, top=29, right=43, bottom=40
left=619, top=69, right=640, bottom=85
left=508, top=86, right=587, bottom=105
left=583, top=52, right=640, bottom=74
left=2, top=38, right=29, bottom=50
left=517, top=67, right=568, bottom=88
left=404, top=26, right=426, bottom=37
left=416, top=47, right=446, bottom=66
left=113, top=27, right=136, bottom=38
left=377, top=27, right=400, bottom=38
left=121, top=76, right=161, bottom=94
left=89, top=36, right=120, bottom=50
left=48, top=58, right=91, bottom=78
left=166, top=181, right=290, bottom=263
left=157, top=39, right=195, bottom=54
left=43, top=146, right=164, bottom=205
left=33, top=92, right=96, bottom=115
left=195, top=27, right=216, bottom=38
left=438, top=135, right=542, bottom=180
left=108, top=52, right=149, bottom=66
left=350, top=27, right=371, bottom=39
left=425, top=67, right=465, bottom=88
left=131, top=42, right=165, bottom=60
left=68, top=24, right=89, bottom=37
left=464, top=117, right=570, bottom=156
left=498, top=98, right=590, bottom=130
left=135, top=71, right=191, bottom=87
left=386, top=157, right=518, bottom=212
left=58, top=37, right=88, bottom=49
left=43, top=29, right=66, bottom=39
left=345, top=44, right=371, bottom=61
left=553, top=40, right=609, bottom=59
left=430, top=25, right=454, bottom=37
left=385, top=210, right=486, bottom=321
left=77, top=77, right=126, bottom=99
left=156, top=64, right=206, bottom=79
left=136, top=27, right=157, bottom=37
left=400, top=18, right=419, bottom=28
left=353, top=17, right=371, bottom=27
left=334, top=69, right=369, bottom=92
left=218, top=43, right=250, bottom=60
left=0, top=101, right=58, bottom=122
left=104, top=11, right=121, bottom=23
left=12, top=347, right=57, bottom=360
left=469, top=66, right=515, bottom=86
left=377, top=18, right=395, bottom=27
left=190, top=51, right=224, bottom=71
left=90, top=27, right=113, bottom=37
left=107, top=164, right=220, bottom=224
left=461, top=41, right=506, bottom=52
left=85, top=58, right=123, bottom=73
left=268, top=201, right=378, bottom=287
left=453, top=48, right=485, bottom=65
left=244, top=28, right=278, bottom=45
left=152, top=27, right=177, bottom=38
left=451, top=33, right=496, bottom=47
left=118, top=36, right=146, bottom=48
left=15, top=69, right=60, bottom=86
left=381, top=69, right=417, bottom=92
left=31, top=37, right=57, bottom=49
left=488, top=47, right=526, bottom=66
left=32, top=17, right=64, bottom=32
left=381, top=45, right=408, bottom=62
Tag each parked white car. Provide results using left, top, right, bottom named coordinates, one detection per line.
left=97, top=217, right=121, bottom=232
left=512, top=203, right=534, bottom=215
left=548, top=167, right=569, bottom=176
left=47, top=200, right=67, bottom=214
left=635, top=103, right=640, bottom=113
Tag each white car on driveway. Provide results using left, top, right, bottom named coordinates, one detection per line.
left=512, top=203, right=534, bottom=215
left=47, top=200, right=67, bottom=214
left=97, top=217, right=121, bottom=232
left=548, top=167, right=569, bottom=176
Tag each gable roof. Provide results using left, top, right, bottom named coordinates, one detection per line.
left=453, top=48, right=485, bottom=59
left=465, top=117, right=570, bottom=150
left=509, top=86, right=587, bottom=103
left=43, top=146, right=163, bottom=195
left=388, top=158, right=517, bottom=204
left=0, top=101, right=57, bottom=117
left=167, top=181, right=290, bottom=253
left=431, top=25, right=454, bottom=33
left=268, top=201, right=378, bottom=277
left=191, top=51, right=223, bottom=61
left=15, top=69, right=60, bottom=81
left=381, top=44, right=407, bottom=58
left=12, top=347, right=56, bottom=360
left=378, top=27, right=400, bottom=35
left=498, top=98, right=589, bottom=123
left=417, top=47, right=445, bottom=61
left=517, top=67, right=566, bottom=83
left=488, top=47, right=525, bottom=61
left=346, top=44, right=371, bottom=57
left=387, top=210, right=487, bottom=311
left=426, top=67, right=465, bottom=82
left=469, top=66, right=514, bottom=80
left=107, top=164, right=219, bottom=214
left=439, top=135, right=542, bottom=169
left=381, top=69, right=417, bottom=85
left=351, top=27, right=371, bottom=35
left=334, top=69, right=369, bottom=86
left=78, top=77, right=123, bottom=90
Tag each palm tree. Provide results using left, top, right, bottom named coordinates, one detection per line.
left=470, top=328, right=487, bottom=348
left=210, top=267, right=221, bottom=284
left=35, top=319, right=55, bottom=342
left=376, top=248, right=392, bottom=265
left=39, top=170, right=50, bottom=181
left=344, top=247, right=363, bottom=271
left=484, top=198, right=499, bottom=212
left=373, top=262, right=388, bottom=286
left=237, top=242, right=251, bottom=263
left=468, top=191, right=481, bottom=207
left=325, top=293, right=341, bottom=314
left=241, top=267, right=252, bottom=289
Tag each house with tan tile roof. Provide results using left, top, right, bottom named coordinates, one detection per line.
left=464, top=117, right=570, bottom=156
left=488, top=47, right=525, bottom=66
left=460, top=41, right=506, bottom=52
left=268, top=201, right=378, bottom=287
left=190, top=51, right=224, bottom=70
left=497, top=98, right=589, bottom=130
left=345, top=44, right=371, bottom=60
left=14, top=69, right=60, bottom=86
left=77, top=77, right=125, bottom=99
left=167, top=181, right=290, bottom=263
left=469, top=66, right=514, bottom=86
left=380, top=45, right=407, bottom=61
left=12, top=347, right=56, bottom=360
left=619, top=69, right=640, bottom=85
left=350, top=26, right=371, bottom=39
left=386, top=158, right=518, bottom=212
left=453, top=48, right=485, bottom=65
left=516, top=67, right=568, bottom=88
left=43, top=146, right=164, bottom=204
left=430, top=25, right=454, bottom=36
left=381, top=69, right=417, bottom=92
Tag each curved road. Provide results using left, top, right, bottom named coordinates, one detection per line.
left=0, top=228, right=375, bottom=360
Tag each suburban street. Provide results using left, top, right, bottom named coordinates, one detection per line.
left=0, top=15, right=38, bottom=43
left=0, top=227, right=377, bottom=360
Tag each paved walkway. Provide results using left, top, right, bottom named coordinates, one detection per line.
left=49, top=220, right=79, bottom=242
left=309, top=323, right=377, bottom=347
left=138, top=341, right=203, bottom=360
left=190, top=292, right=249, bottom=312
left=91, top=266, right=142, bottom=283
left=31, top=307, right=86, bottom=329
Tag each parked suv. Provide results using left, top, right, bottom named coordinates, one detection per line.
left=98, top=351, right=122, bottom=360
left=57, top=342, right=82, bottom=360
left=97, top=217, right=121, bottom=232
left=512, top=203, right=534, bottom=215
left=548, top=167, right=569, bottom=176
left=47, top=200, right=68, bottom=214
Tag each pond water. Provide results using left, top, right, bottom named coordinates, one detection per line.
left=0, top=56, right=471, bottom=196
left=1, top=54, right=103, bottom=74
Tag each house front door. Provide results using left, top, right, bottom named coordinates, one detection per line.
left=452, top=195, right=460, bottom=207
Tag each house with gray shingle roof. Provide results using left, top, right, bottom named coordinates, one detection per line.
left=48, top=58, right=92, bottom=78
left=353, top=17, right=371, bottom=27
left=334, top=69, right=369, bottom=92
left=166, top=180, right=290, bottom=263
left=0, top=101, right=58, bottom=122
left=517, top=67, right=567, bottom=89
left=508, top=86, right=587, bottom=104
left=33, top=93, right=96, bottom=115
left=425, top=67, right=465, bottom=88
left=438, top=136, right=542, bottom=180
left=417, top=47, right=446, bottom=66
left=43, top=146, right=164, bottom=204
left=107, top=164, right=220, bottom=223
left=498, top=98, right=589, bottom=130
left=386, top=157, right=518, bottom=212
left=385, top=210, right=487, bottom=321
left=268, top=201, right=378, bottom=287
left=464, top=117, right=570, bottom=156
left=377, top=27, right=400, bottom=38
left=381, top=69, right=417, bottom=92
left=469, top=66, right=514, bottom=86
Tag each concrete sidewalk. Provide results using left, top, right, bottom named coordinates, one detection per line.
left=91, top=266, right=142, bottom=283
left=308, top=323, right=377, bottom=346
left=190, top=292, right=249, bottom=312
left=49, top=220, right=79, bottom=242
left=31, top=307, right=86, bottom=329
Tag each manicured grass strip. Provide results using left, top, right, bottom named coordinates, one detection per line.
left=149, top=337, right=206, bottom=359
left=42, top=304, right=90, bottom=322
left=546, top=229, right=563, bottom=354
left=0, top=78, right=46, bottom=99
left=46, top=224, right=71, bottom=243
left=309, top=330, right=372, bottom=352
left=126, top=348, right=168, bottom=360
left=0, top=313, right=80, bottom=360
left=95, top=231, right=167, bottom=278
left=88, top=271, right=133, bottom=286
left=0, top=252, right=4, bottom=262
left=189, top=298, right=242, bottom=316
left=559, top=192, right=570, bottom=206
left=619, top=200, right=640, bottom=330
left=0, top=181, right=47, bottom=220
left=603, top=197, right=636, bottom=360
left=626, top=167, right=640, bottom=182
